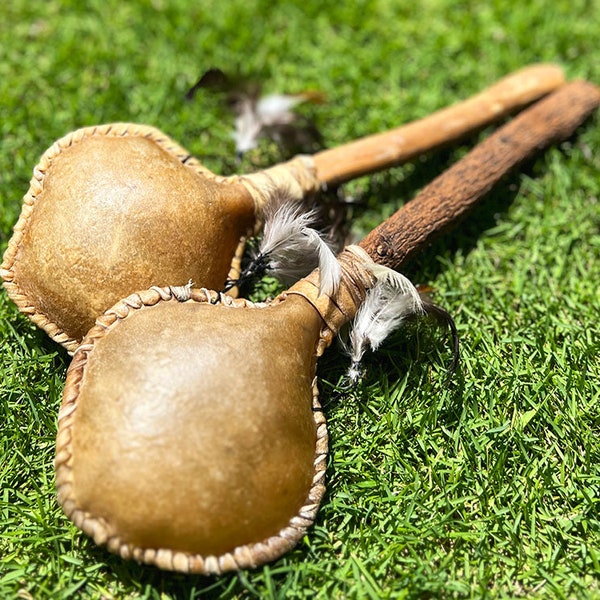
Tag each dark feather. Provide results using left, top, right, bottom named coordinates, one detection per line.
left=419, top=295, right=460, bottom=379
left=185, top=67, right=231, bottom=100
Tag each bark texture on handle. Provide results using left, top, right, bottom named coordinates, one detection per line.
left=312, top=64, right=565, bottom=186
left=359, top=80, right=600, bottom=270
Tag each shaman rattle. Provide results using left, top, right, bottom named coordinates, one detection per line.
left=54, top=81, right=600, bottom=574
left=1, top=65, right=564, bottom=352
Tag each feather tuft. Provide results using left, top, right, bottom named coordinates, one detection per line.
left=186, top=69, right=324, bottom=158
left=302, top=228, right=343, bottom=297
left=259, top=200, right=341, bottom=295
left=233, top=93, right=321, bottom=157
left=344, top=265, right=424, bottom=384
left=227, top=198, right=341, bottom=295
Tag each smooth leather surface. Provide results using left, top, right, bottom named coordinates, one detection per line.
left=70, top=294, right=321, bottom=556
left=12, top=135, right=255, bottom=342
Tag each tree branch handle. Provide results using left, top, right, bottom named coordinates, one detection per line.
left=358, top=80, right=600, bottom=269
left=312, top=64, right=565, bottom=186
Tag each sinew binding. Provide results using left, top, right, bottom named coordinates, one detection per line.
left=54, top=81, right=600, bottom=574
left=1, top=65, right=565, bottom=352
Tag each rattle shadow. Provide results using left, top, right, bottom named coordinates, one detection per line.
left=73, top=527, right=247, bottom=596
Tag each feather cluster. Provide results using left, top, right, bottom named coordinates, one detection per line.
left=233, top=93, right=318, bottom=157
left=186, top=68, right=323, bottom=158
left=226, top=198, right=342, bottom=296
left=344, top=264, right=425, bottom=385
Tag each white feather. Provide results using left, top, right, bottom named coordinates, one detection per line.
left=232, top=93, right=305, bottom=155
left=259, top=200, right=341, bottom=296
left=304, top=228, right=342, bottom=298
left=233, top=98, right=263, bottom=154
left=256, top=94, right=303, bottom=124
left=345, top=264, right=424, bottom=383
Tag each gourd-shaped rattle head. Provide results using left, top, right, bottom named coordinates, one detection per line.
left=55, top=250, right=373, bottom=573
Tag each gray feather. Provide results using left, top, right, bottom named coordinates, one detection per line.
left=345, top=265, right=424, bottom=383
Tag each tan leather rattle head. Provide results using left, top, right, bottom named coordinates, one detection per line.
left=0, top=125, right=278, bottom=351
left=1, top=65, right=565, bottom=352
left=55, top=278, right=362, bottom=573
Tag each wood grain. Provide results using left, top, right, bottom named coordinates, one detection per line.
left=358, top=80, right=600, bottom=269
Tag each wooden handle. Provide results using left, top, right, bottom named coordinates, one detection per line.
left=359, top=80, right=600, bottom=269
left=313, top=64, right=565, bottom=186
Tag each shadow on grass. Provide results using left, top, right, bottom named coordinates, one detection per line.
left=75, top=536, right=246, bottom=598
left=318, top=317, right=465, bottom=415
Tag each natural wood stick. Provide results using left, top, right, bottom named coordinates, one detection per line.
left=358, top=80, right=600, bottom=269
left=312, top=64, right=565, bottom=186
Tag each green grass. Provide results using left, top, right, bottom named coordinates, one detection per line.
left=1, top=0, right=600, bottom=597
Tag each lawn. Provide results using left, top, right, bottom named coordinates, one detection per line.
left=1, top=0, right=599, bottom=598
